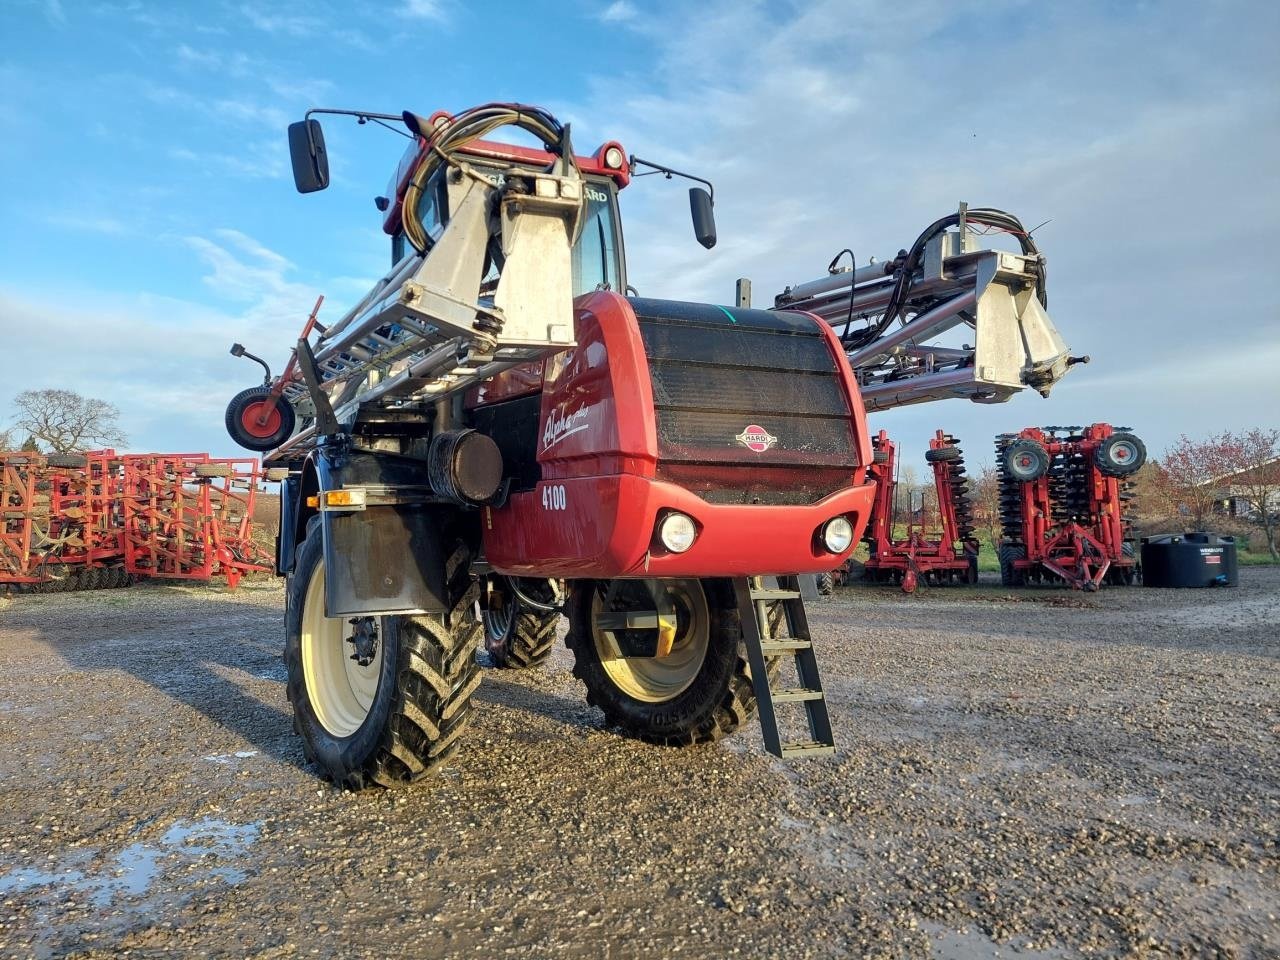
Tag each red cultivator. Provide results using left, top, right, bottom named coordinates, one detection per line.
left=858, top=429, right=980, bottom=593
left=996, top=423, right=1145, bottom=591
left=0, top=450, right=273, bottom=593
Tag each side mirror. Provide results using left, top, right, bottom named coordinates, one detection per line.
left=287, top=119, right=329, bottom=194
left=689, top=187, right=716, bottom=249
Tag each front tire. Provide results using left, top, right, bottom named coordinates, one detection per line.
left=565, top=578, right=767, bottom=748
left=284, top=527, right=481, bottom=789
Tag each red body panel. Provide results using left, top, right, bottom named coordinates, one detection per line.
left=482, top=292, right=875, bottom=578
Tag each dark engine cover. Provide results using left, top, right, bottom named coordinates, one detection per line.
left=630, top=297, right=858, bottom=505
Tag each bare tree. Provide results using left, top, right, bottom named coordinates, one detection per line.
left=0, top=426, right=13, bottom=452
left=12, top=389, right=126, bottom=453
left=1158, top=433, right=1234, bottom=530
left=1221, top=428, right=1280, bottom=559
left=971, top=464, right=1002, bottom=545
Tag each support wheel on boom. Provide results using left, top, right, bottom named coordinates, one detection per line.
left=225, top=386, right=296, bottom=452
left=565, top=578, right=774, bottom=747
left=483, top=576, right=560, bottom=669
left=284, top=522, right=481, bottom=789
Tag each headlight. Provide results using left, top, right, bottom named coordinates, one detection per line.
left=604, top=145, right=625, bottom=169
left=658, top=512, right=697, bottom=553
left=821, top=516, right=854, bottom=553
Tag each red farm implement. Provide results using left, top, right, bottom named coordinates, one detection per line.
left=996, top=423, right=1145, bottom=591
left=0, top=450, right=273, bottom=593
left=857, top=429, right=979, bottom=593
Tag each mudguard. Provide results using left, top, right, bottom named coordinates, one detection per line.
left=305, top=441, right=453, bottom=617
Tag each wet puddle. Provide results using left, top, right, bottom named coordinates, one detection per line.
left=0, top=816, right=260, bottom=907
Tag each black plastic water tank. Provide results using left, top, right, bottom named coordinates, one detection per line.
left=1141, top=533, right=1238, bottom=587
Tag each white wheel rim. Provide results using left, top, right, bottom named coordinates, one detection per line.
left=591, top=579, right=709, bottom=703
left=300, top=558, right=383, bottom=737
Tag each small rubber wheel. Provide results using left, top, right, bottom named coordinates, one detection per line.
left=226, top=386, right=296, bottom=452
left=1003, top=440, right=1050, bottom=482
left=924, top=445, right=961, bottom=463
left=1094, top=433, right=1146, bottom=477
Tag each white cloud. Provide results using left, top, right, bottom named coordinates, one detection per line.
left=0, top=230, right=324, bottom=457
left=557, top=0, right=1280, bottom=463
left=399, top=0, right=448, bottom=20
left=44, top=214, right=129, bottom=235
left=599, top=1, right=637, bottom=23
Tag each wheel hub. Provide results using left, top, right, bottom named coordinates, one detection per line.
left=347, top=616, right=379, bottom=666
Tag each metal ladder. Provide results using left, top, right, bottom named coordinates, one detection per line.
left=734, top=575, right=835, bottom=759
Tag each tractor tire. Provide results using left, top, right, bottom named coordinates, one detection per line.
left=225, top=386, right=297, bottom=453
left=1094, top=432, right=1146, bottom=477
left=284, top=524, right=481, bottom=789
left=47, top=453, right=88, bottom=469
left=924, top=445, right=961, bottom=463
left=816, top=572, right=835, bottom=596
left=565, top=578, right=771, bottom=747
left=483, top=576, right=559, bottom=669
left=999, top=544, right=1027, bottom=587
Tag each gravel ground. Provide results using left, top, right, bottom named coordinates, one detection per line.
left=0, top=569, right=1276, bottom=959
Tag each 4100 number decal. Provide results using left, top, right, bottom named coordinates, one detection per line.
left=541, top=484, right=567, bottom=511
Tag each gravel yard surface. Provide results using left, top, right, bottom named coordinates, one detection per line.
left=0, top=569, right=1276, bottom=958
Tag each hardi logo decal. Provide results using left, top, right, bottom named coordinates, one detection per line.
left=735, top=424, right=778, bottom=453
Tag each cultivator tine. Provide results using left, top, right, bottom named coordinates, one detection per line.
left=0, top=446, right=270, bottom=593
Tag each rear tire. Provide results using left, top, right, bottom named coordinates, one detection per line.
left=565, top=578, right=769, bottom=747
left=284, top=524, right=481, bottom=789
left=483, top=576, right=559, bottom=669
left=815, top=572, right=835, bottom=596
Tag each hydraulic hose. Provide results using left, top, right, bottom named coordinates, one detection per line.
left=401, top=103, right=575, bottom=254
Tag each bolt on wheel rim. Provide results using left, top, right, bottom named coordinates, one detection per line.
left=300, top=558, right=382, bottom=737
left=591, top=579, right=709, bottom=703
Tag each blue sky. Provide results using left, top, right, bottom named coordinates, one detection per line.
left=1, top=0, right=1277, bottom=468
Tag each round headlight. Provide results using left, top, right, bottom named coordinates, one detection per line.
left=658, top=512, right=697, bottom=553
left=822, top=516, right=854, bottom=553
left=604, top=146, right=625, bottom=169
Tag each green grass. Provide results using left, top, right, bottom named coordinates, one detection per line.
left=1238, top=548, right=1280, bottom=566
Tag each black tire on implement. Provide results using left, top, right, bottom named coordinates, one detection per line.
left=47, top=453, right=88, bottom=469
left=815, top=572, right=835, bottom=596
left=924, top=445, right=961, bottom=463
left=1094, top=432, right=1147, bottom=477
left=284, top=524, right=481, bottom=789
left=999, top=544, right=1027, bottom=587
left=483, top=577, right=559, bottom=669
left=565, top=578, right=775, bottom=748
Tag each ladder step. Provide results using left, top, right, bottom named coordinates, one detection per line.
left=759, top=638, right=812, bottom=653
left=771, top=687, right=824, bottom=703
left=780, top=741, right=836, bottom=758
left=749, top=588, right=801, bottom=601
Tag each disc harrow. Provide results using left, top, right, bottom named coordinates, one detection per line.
left=996, top=423, right=1144, bottom=590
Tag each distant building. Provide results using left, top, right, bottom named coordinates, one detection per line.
left=1201, top=456, right=1280, bottom=519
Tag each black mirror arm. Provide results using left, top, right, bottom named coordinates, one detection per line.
left=629, top=156, right=714, bottom=204
left=304, top=107, right=414, bottom=139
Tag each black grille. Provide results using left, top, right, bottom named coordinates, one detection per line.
left=630, top=298, right=857, bottom=503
